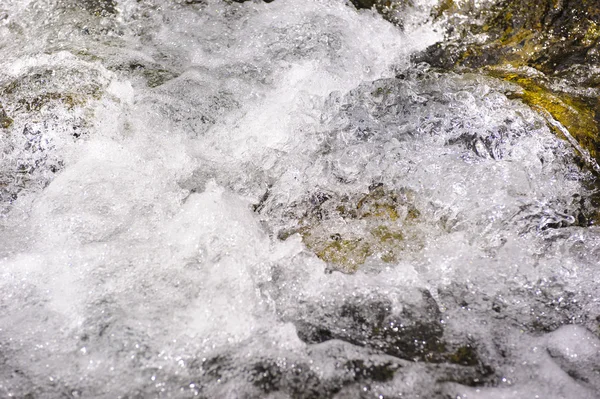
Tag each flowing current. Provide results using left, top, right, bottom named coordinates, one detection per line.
left=1, top=1, right=600, bottom=398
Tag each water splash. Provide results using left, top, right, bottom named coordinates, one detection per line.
left=1, top=1, right=599, bottom=398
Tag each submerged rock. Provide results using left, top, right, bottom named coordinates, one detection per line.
left=293, top=289, right=445, bottom=361
left=486, top=67, right=600, bottom=162
left=121, top=61, right=180, bottom=88
left=0, top=104, right=12, bottom=129
left=282, top=287, right=496, bottom=389
left=0, top=63, right=108, bottom=210
left=416, top=0, right=600, bottom=168
left=278, top=184, right=424, bottom=272
left=81, top=0, right=118, bottom=16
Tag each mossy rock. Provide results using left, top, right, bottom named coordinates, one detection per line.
left=416, top=0, right=600, bottom=168
left=423, top=0, right=600, bottom=72
left=486, top=67, right=600, bottom=161
left=0, top=104, right=13, bottom=129
left=279, top=184, right=424, bottom=272
left=312, top=236, right=372, bottom=271
left=16, top=92, right=86, bottom=112
left=1, top=69, right=104, bottom=108
left=142, top=69, right=179, bottom=88
left=431, top=0, right=456, bottom=20
left=347, top=0, right=413, bottom=27
left=447, top=345, right=479, bottom=366
left=0, top=68, right=106, bottom=209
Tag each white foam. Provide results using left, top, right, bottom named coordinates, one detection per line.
left=1, top=0, right=600, bottom=397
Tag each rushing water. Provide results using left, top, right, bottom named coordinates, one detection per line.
left=1, top=0, right=600, bottom=398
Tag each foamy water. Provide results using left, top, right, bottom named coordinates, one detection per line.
left=1, top=1, right=599, bottom=398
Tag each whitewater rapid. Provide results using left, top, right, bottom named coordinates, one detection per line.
left=1, top=0, right=599, bottom=398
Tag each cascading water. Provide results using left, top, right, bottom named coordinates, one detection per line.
left=1, top=0, right=599, bottom=398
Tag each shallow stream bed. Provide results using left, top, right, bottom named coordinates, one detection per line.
left=1, top=1, right=599, bottom=398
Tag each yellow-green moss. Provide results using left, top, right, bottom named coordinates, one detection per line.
left=371, top=225, right=403, bottom=242
left=313, top=237, right=372, bottom=272
left=582, top=21, right=600, bottom=47
left=291, top=186, right=425, bottom=272
left=0, top=104, right=13, bottom=129
left=1, top=115, right=13, bottom=129
left=407, top=206, right=421, bottom=221
left=304, top=225, right=405, bottom=270
left=356, top=186, right=401, bottom=221
left=432, top=0, right=455, bottom=20
left=487, top=69, right=600, bottom=160
left=17, top=92, right=86, bottom=111
left=359, top=203, right=399, bottom=221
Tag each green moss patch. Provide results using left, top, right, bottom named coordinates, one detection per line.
left=279, top=185, right=427, bottom=272
left=487, top=68, right=600, bottom=160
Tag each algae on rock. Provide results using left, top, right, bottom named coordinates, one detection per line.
left=488, top=68, right=600, bottom=161
left=416, top=0, right=600, bottom=168
left=278, top=184, right=426, bottom=273
left=0, top=64, right=109, bottom=210
left=0, top=104, right=13, bottom=129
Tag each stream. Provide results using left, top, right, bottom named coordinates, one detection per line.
left=1, top=0, right=599, bottom=398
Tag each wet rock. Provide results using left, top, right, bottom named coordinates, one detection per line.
left=293, top=289, right=446, bottom=362
left=0, top=65, right=107, bottom=210
left=348, top=0, right=412, bottom=27
left=342, top=359, right=400, bottom=382
left=80, top=0, right=118, bottom=16
left=438, top=281, right=590, bottom=336
left=123, top=62, right=180, bottom=88
left=142, top=70, right=177, bottom=88
left=246, top=359, right=330, bottom=399
left=17, top=92, right=86, bottom=112
left=278, top=184, right=424, bottom=272
left=447, top=345, right=479, bottom=367
left=425, top=0, right=600, bottom=73
left=229, top=0, right=276, bottom=4
left=0, top=104, right=12, bottom=129
left=416, top=0, right=600, bottom=166
left=349, top=0, right=377, bottom=9
left=199, top=354, right=236, bottom=381
left=283, top=287, right=497, bottom=391
left=486, top=67, right=600, bottom=162
left=190, top=353, right=342, bottom=398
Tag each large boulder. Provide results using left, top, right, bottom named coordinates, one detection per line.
left=416, top=0, right=600, bottom=168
